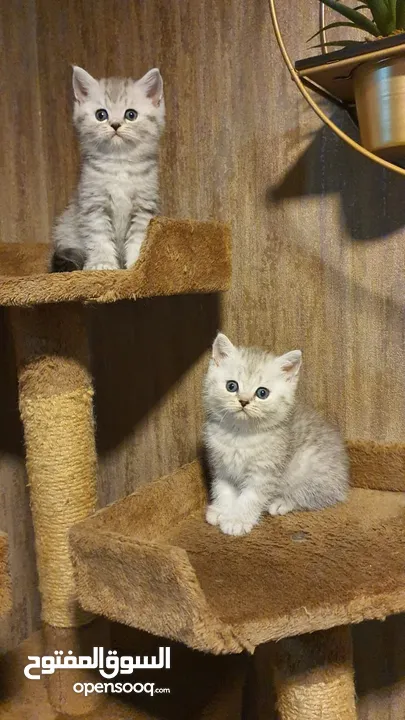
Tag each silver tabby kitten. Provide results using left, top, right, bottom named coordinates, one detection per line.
left=203, top=333, right=349, bottom=536
left=51, top=65, right=165, bottom=272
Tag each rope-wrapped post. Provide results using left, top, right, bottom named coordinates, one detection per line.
left=10, top=302, right=99, bottom=713
left=273, top=626, right=357, bottom=720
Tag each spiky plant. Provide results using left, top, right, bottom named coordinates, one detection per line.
left=312, top=0, right=405, bottom=48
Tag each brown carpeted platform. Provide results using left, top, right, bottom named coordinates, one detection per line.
left=347, top=440, right=405, bottom=491
left=0, top=217, right=231, bottom=306
left=70, top=443, right=405, bottom=656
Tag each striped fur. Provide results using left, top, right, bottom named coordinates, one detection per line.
left=52, top=66, right=165, bottom=272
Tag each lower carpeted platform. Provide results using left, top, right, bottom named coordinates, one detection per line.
left=70, top=444, right=405, bottom=655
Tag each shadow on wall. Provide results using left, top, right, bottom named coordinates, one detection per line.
left=0, top=294, right=219, bottom=460
left=269, top=112, right=405, bottom=241
left=353, top=613, right=405, bottom=710
left=0, top=309, right=24, bottom=458
left=88, top=293, right=219, bottom=455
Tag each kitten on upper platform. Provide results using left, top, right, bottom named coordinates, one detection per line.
left=51, top=65, right=165, bottom=272
left=203, top=333, right=349, bottom=536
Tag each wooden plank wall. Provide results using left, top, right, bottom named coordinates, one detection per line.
left=0, top=0, right=405, bottom=717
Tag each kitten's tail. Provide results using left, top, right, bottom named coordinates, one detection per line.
left=50, top=247, right=86, bottom=273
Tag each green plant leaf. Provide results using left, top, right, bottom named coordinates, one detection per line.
left=307, top=21, right=359, bottom=42
left=389, top=0, right=397, bottom=27
left=319, top=0, right=380, bottom=35
left=397, top=0, right=405, bottom=27
left=367, top=0, right=396, bottom=33
left=310, top=40, right=368, bottom=48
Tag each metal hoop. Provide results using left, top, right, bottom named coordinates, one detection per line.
left=268, top=0, right=405, bottom=177
left=319, top=3, right=327, bottom=54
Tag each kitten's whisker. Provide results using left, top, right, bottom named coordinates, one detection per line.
left=216, top=409, right=231, bottom=427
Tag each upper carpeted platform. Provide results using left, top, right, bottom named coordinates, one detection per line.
left=0, top=217, right=231, bottom=307
left=70, top=443, right=405, bottom=655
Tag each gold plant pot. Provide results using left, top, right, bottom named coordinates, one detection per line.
left=354, top=55, right=405, bottom=161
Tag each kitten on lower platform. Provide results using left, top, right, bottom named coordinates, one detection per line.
left=51, top=65, right=165, bottom=272
left=203, top=333, right=349, bottom=536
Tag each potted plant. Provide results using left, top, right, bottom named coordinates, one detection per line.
left=314, top=1, right=405, bottom=159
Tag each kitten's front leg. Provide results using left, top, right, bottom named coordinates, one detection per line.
left=125, top=204, right=157, bottom=268
left=206, top=478, right=238, bottom=528
left=79, top=206, right=120, bottom=271
left=219, top=485, right=265, bottom=537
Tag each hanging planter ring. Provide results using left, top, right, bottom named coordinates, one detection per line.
left=268, top=0, right=405, bottom=177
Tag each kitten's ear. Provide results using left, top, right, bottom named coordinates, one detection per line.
left=72, top=65, right=99, bottom=103
left=138, top=68, right=163, bottom=107
left=277, top=350, right=302, bottom=381
left=212, top=333, right=235, bottom=366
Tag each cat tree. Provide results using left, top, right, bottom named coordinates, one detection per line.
left=0, top=217, right=231, bottom=715
left=2, top=217, right=405, bottom=718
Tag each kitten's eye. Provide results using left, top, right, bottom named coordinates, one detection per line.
left=256, top=387, right=270, bottom=399
left=124, top=109, right=138, bottom=121
left=95, top=109, right=108, bottom=122
left=226, top=381, right=239, bottom=393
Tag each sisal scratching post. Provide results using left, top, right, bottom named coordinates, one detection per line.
left=10, top=303, right=99, bottom=714
left=273, top=626, right=357, bottom=720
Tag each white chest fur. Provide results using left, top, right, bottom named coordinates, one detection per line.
left=107, top=182, right=133, bottom=242
left=207, top=424, right=268, bottom=486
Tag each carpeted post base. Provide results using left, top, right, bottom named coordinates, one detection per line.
left=273, top=626, right=357, bottom=720
left=43, top=621, right=109, bottom=717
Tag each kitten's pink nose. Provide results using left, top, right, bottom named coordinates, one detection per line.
left=239, top=399, right=249, bottom=407
left=111, top=122, right=121, bottom=131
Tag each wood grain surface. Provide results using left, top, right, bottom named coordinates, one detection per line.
left=0, top=0, right=404, bottom=717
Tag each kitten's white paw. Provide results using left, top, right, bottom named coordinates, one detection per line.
left=84, top=262, right=118, bottom=271
left=268, top=499, right=294, bottom=516
left=206, top=505, right=221, bottom=527
left=125, top=257, right=140, bottom=269
left=219, top=518, right=255, bottom=536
